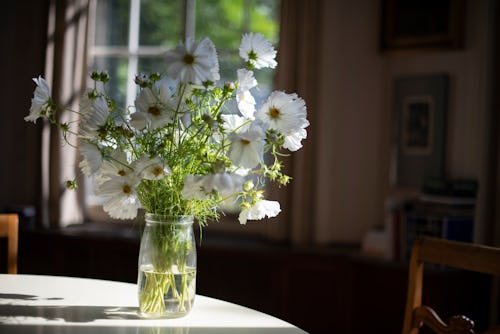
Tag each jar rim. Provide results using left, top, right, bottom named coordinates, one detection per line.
left=144, top=213, right=194, bottom=225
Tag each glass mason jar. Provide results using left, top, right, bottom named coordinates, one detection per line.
left=137, top=214, right=197, bottom=318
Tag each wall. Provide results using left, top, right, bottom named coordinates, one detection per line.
left=314, top=0, right=496, bottom=243
left=383, top=0, right=496, bottom=244
left=0, top=1, right=49, bottom=217
left=315, top=0, right=385, bottom=243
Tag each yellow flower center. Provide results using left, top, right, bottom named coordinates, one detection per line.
left=122, top=185, right=132, bottom=194
left=269, top=107, right=280, bottom=119
left=183, top=54, right=195, bottom=65
left=148, top=105, right=161, bottom=116
left=153, top=167, right=163, bottom=177
left=240, top=139, right=251, bottom=145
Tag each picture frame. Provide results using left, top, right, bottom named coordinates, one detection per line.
left=381, top=0, right=465, bottom=51
left=401, top=95, right=434, bottom=156
left=392, top=74, right=448, bottom=189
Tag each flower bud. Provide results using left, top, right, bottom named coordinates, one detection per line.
left=134, top=73, right=149, bottom=87
left=224, top=82, right=235, bottom=94
left=279, top=175, right=291, bottom=186
left=66, top=180, right=78, bottom=190
left=87, top=89, right=99, bottom=100
left=90, top=71, right=100, bottom=81
left=241, top=202, right=251, bottom=210
left=106, top=97, right=115, bottom=111
left=149, top=72, right=161, bottom=82
left=243, top=180, right=254, bottom=191
left=100, top=71, right=110, bottom=83
left=59, top=122, right=70, bottom=132
left=273, top=161, right=282, bottom=171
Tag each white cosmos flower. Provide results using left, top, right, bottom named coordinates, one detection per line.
left=79, top=94, right=109, bottom=138
left=165, top=37, right=220, bottom=84
left=221, top=114, right=250, bottom=132
left=202, top=173, right=244, bottom=197
left=25, top=76, right=52, bottom=123
left=237, top=69, right=258, bottom=91
left=133, top=156, right=171, bottom=180
left=181, top=175, right=208, bottom=200
left=256, top=91, right=308, bottom=135
left=238, top=200, right=281, bottom=225
left=129, top=111, right=148, bottom=130
left=182, top=173, right=243, bottom=200
left=94, top=150, right=133, bottom=185
left=79, top=141, right=102, bottom=176
left=283, top=127, right=308, bottom=152
left=95, top=174, right=141, bottom=220
left=228, top=123, right=265, bottom=169
left=132, top=81, right=175, bottom=130
left=239, top=33, right=277, bottom=69
left=236, top=69, right=257, bottom=118
left=237, top=91, right=256, bottom=119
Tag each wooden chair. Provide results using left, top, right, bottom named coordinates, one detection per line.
left=0, top=213, right=19, bottom=274
left=402, top=236, right=500, bottom=334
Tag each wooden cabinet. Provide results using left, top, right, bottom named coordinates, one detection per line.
left=18, top=226, right=492, bottom=334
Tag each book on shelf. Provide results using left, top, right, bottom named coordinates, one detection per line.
left=401, top=213, right=474, bottom=261
left=399, top=192, right=475, bottom=261
left=385, top=179, right=477, bottom=262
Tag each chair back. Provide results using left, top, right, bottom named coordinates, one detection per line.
left=402, top=237, right=500, bottom=334
left=0, top=214, right=19, bottom=274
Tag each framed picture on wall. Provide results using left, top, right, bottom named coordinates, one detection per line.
left=381, top=0, right=465, bottom=51
left=401, top=95, right=434, bottom=156
left=392, top=74, right=449, bottom=189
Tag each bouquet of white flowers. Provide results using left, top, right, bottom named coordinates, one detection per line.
left=26, top=32, right=309, bottom=317
left=26, top=32, right=308, bottom=226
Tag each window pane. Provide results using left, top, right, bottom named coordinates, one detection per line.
left=217, top=52, right=241, bottom=82
left=94, top=0, right=130, bottom=46
left=138, top=56, right=166, bottom=74
left=196, top=0, right=280, bottom=103
left=139, top=0, right=183, bottom=48
left=196, top=0, right=243, bottom=50
left=195, top=0, right=280, bottom=46
left=249, top=0, right=280, bottom=44
left=90, top=56, right=129, bottom=108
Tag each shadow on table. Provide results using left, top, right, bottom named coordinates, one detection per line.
left=0, top=304, right=140, bottom=323
left=0, top=292, right=139, bottom=323
left=0, top=293, right=60, bottom=301
left=0, top=294, right=307, bottom=333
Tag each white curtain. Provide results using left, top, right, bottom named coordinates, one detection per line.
left=275, top=0, right=322, bottom=245
left=42, top=0, right=90, bottom=227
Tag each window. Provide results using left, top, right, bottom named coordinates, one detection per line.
left=88, top=0, right=279, bottom=109
left=86, top=0, right=281, bottom=227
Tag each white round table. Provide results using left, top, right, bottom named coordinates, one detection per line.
left=0, top=274, right=308, bottom=334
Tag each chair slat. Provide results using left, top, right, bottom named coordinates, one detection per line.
left=417, top=237, right=500, bottom=276
left=0, top=214, right=19, bottom=274
left=402, top=237, right=500, bottom=334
